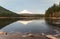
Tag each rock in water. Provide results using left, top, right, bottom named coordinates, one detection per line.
left=0, top=31, right=7, bottom=35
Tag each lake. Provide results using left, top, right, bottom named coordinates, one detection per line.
left=0, top=18, right=60, bottom=35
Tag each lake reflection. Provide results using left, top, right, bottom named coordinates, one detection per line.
left=18, top=21, right=32, bottom=25
left=0, top=18, right=60, bottom=35
left=0, top=18, right=19, bottom=29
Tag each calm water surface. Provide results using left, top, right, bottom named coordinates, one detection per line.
left=0, top=18, right=60, bottom=34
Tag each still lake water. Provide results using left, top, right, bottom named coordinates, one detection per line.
left=0, top=18, right=60, bottom=34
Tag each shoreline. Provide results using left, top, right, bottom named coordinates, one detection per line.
left=0, top=31, right=60, bottom=39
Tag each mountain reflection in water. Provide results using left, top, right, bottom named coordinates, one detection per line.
left=18, top=21, right=32, bottom=25
left=0, top=18, right=59, bottom=35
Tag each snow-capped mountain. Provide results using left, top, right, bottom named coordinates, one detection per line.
left=17, top=10, right=32, bottom=14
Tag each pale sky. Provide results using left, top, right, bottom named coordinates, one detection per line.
left=0, top=0, right=60, bottom=14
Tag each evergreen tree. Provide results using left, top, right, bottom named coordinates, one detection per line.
left=45, top=3, right=60, bottom=17
left=0, top=6, right=19, bottom=17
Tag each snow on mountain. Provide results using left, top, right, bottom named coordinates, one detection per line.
left=17, top=10, right=32, bottom=14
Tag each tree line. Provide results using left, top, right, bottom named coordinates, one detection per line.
left=0, top=6, right=20, bottom=17
left=45, top=3, right=60, bottom=18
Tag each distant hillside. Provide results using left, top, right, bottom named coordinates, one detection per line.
left=0, top=6, right=19, bottom=17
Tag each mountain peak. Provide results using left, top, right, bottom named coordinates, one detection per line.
left=18, top=10, right=32, bottom=14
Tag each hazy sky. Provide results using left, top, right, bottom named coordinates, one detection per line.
left=0, top=0, right=60, bottom=14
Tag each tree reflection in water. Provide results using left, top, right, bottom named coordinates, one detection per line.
left=45, top=18, right=60, bottom=39
left=0, top=18, right=19, bottom=29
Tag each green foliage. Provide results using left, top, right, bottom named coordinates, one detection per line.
left=0, top=6, right=19, bottom=17
left=45, top=3, right=60, bottom=17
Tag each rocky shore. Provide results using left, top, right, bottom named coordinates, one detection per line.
left=0, top=31, right=60, bottom=39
